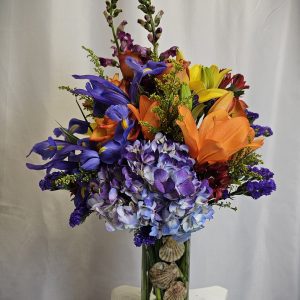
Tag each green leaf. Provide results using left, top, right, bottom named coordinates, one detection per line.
left=56, top=122, right=79, bottom=144
left=180, top=83, right=192, bottom=109
left=192, top=103, right=205, bottom=120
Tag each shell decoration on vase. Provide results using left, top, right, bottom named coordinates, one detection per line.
left=149, top=262, right=181, bottom=290
left=164, top=281, right=187, bottom=300
left=159, top=237, right=185, bottom=263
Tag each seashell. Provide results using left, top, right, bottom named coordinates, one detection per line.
left=149, top=262, right=181, bottom=290
left=159, top=237, right=185, bottom=262
left=163, top=281, right=187, bottom=300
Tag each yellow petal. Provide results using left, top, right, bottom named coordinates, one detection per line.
left=190, top=80, right=206, bottom=96
left=198, top=88, right=229, bottom=102
left=215, top=68, right=231, bottom=87
left=189, top=64, right=202, bottom=82
left=176, top=50, right=185, bottom=61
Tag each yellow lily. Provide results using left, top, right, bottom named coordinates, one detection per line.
left=189, top=64, right=231, bottom=102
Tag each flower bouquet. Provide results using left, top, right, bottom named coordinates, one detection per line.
left=26, top=0, right=276, bottom=299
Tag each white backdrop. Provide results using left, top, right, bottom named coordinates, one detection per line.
left=0, top=0, right=299, bottom=299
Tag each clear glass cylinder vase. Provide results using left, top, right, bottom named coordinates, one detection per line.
left=141, top=237, right=190, bottom=300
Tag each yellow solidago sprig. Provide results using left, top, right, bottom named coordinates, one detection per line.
left=189, top=64, right=231, bottom=102
left=148, top=61, right=193, bottom=141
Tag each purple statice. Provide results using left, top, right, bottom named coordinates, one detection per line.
left=69, top=206, right=89, bottom=227
left=246, top=179, right=276, bottom=199
left=252, top=124, right=273, bottom=137
left=134, top=226, right=157, bottom=247
left=87, top=133, right=213, bottom=243
left=246, top=110, right=259, bottom=123
left=39, top=172, right=61, bottom=191
left=248, top=166, right=274, bottom=180
left=221, top=189, right=230, bottom=200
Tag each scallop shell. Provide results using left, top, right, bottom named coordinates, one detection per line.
left=149, top=262, right=181, bottom=290
left=159, top=237, right=185, bottom=262
left=163, top=281, right=187, bottom=300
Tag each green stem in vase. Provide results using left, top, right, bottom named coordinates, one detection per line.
left=155, top=287, right=162, bottom=300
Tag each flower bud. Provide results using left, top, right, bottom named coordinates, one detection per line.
left=147, top=33, right=154, bottom=43
left=138, top=19, right=146, bottom=27
left=154, top=10, right=164, bottom=25
left=155, top=27, right=162, bottom=40
left=149, top=5, right=155, bottom=14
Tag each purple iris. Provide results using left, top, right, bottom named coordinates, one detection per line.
left=27, top=137, right=60, bottom=160
left=105, top=104, right=129, bottom=124
left=80, top=150, right=100, bottom=171
left=125, top=57, right=167, bottom=102
left=27, top=143, right=85, bottom=173
left=73, top=75, right=130, bottom=116
left=54, top=118, right=90, bottom=138
left=98, top=104, right=134, bottom=164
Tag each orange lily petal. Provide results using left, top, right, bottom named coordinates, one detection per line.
left=128, top=104, right=141, bottom=121
left=176, top=106, right=199, bottom=159
left=208, top=92, right=234, bottom=113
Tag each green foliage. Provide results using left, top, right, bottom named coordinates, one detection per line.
left=54, top=171, right=97, bottom=190
left=58, top=85, right=74, bottom=93
left=210, top=200, right=238, bottom=211
left=143, top=61, right=192, bottom=141
left=229, top=149, right=264, bottom=185
left=82, top=46, right=105, bottom=77
left=55, top=121, right=79, bottom=144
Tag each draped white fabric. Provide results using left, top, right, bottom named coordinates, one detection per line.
left=0, top=0, right=299, bottom=299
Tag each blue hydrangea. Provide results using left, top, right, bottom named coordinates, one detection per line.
left=87, top=133, right=213, bottom=243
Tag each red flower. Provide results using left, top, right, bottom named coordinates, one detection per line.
left=196, top=162, right=231, bottom=202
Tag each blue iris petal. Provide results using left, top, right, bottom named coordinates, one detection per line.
left=125, top=57, right=167, bottom=102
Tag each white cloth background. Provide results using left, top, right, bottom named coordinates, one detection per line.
left=0, top=0, right=299, bottom=299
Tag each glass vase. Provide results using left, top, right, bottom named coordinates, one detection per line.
left=141, top=237, right=190, bottom=300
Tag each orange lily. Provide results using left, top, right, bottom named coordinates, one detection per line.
left=128, top=95, right=160, bottom=140
left=177, top=106, right=263, bottom=165
left=108, top=73, right=127, bottom=93
left=208, top=91, right=248, bottom=118
left=89, top=117, right=117, bottom=143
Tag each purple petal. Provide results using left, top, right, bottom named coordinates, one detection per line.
left=154, top=169, right=169, bottom=182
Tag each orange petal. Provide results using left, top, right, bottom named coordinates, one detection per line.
left=198, top=110, right=230, bottom=146
left=139, top=95, right=154, bottom=120
left=229, top=99, right=247, bottom=118
left=176, top=106, right=200, bottom=159
left=90, top=128, right=113, bottom=142
left=142, top=102, right=160, bottom=140
left=127, top=104, right=141, bottom=121
left=208, top=92, right=234, bottom=114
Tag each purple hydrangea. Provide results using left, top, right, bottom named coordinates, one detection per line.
left=87, top=133, right=213, bottom=243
